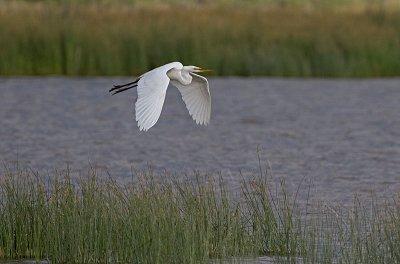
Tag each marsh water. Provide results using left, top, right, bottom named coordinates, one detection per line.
left=0, top=77, right=399, bottom=205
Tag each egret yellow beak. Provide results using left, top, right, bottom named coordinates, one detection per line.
left=196, top=67, right=213, bottom=73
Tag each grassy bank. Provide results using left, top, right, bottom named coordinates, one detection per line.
left=0, top=164, right=400, bottom=263
left=0, top=1, right=400, bottom=77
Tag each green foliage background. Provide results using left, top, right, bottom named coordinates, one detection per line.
left=0, top=0, right=399, bottom=76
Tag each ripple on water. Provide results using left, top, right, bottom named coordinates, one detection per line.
left=0, top=77, right=399, bottom=205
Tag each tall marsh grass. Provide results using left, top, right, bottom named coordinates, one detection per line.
left=0, top=163, right=400, bottom=263
left=0, top=1, right=400, bottom=76
left=0, top=165, right=305, bottom=263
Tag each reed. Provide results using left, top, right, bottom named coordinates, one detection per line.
left=0, top=165, right=305, bottom=263
left=0, top=1, right=399, bottom=76
left=0, top=163, right=400, bottom=263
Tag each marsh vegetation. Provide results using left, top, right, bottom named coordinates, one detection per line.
left=0, top=0, right=399, bottom=76
left=0, top=163, right=399, bottom=263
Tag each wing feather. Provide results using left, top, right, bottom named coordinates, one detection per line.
left=171, top=73, right=211, bottom=125
left=135, top=62, right=183, bottom=131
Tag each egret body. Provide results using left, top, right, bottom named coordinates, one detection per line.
left=109, top=62, right=211, bottom=131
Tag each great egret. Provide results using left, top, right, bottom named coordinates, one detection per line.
left=109, top=62, right=211, bottom=131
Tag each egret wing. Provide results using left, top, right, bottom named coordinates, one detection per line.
left=135, top=62, right=182, bottom=131
left=171, top=73, right=211, bottom=125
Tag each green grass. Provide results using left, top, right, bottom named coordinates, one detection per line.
left=10, top=0, right=400, bottom=8
left=1, top=162, right=400, bottom=263
left=307, top=198, right=400, bottom=263
left=0, top=1, right=400, bottom=77
left=0, top=164, right=305, bottom=263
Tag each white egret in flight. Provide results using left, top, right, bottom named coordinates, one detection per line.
left=109, top=62, right=211, bottom=131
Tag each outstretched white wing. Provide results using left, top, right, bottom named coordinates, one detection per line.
left=171, top=73, right=211, bottom=125
left=135, top=62, right=183, bottom=131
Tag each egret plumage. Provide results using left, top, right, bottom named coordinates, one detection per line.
left=109, top=62, right=211, bottom=131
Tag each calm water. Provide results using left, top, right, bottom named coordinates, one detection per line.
left=0, top=77, right=399, bottom=204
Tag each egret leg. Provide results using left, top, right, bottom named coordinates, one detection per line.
left=110, top=83, right=138, bottom=95
left=109, top=78, right=139, bottom=92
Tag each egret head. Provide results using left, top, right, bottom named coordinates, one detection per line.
left=183, top=66, right=212, bottom=73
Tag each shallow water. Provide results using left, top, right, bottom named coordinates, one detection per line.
left=0, top=77, right=399, bottom=205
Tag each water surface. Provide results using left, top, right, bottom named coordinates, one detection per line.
left=1, top=77, right=399, bottom=204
